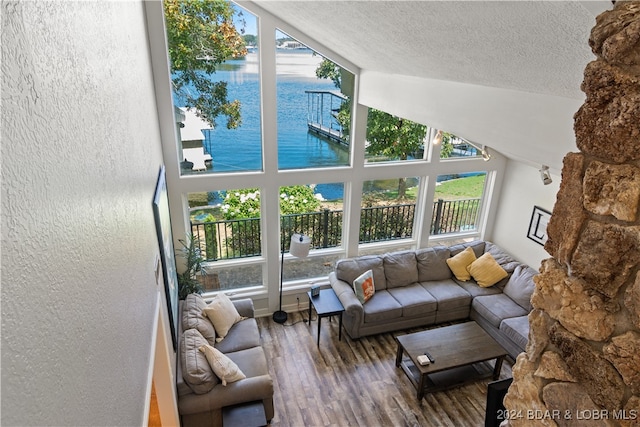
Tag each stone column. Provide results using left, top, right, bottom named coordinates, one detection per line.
left=503, top=2, right=640, bottom=427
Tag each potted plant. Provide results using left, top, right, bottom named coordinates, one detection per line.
left=177, top=233, right=206, bottom=299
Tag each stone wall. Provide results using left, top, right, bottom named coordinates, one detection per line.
left=503, top=2, right=640, bottom=426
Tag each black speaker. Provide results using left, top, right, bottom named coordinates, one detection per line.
left=485, top=378, right=513, bottom=427
left=310, top=285, right=320, bottom=297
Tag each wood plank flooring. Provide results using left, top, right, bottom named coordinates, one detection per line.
left=257, top=311, right=512, bottom=427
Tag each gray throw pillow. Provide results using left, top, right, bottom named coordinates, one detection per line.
left=503, top=264, right=538, bottom=311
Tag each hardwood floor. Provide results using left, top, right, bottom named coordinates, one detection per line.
left=257, top=311, right=513, bottom=427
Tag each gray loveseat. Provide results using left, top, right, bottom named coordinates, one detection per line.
left=176, top=293, right=274, bottom=427
left=329, top=240, right=537, bottom=359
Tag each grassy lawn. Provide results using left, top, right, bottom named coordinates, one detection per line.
left=434, top=174, right=485, bottom=200
left=368, top=174, right=485, bottom=201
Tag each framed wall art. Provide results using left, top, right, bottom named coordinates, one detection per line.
left=153, top=165, right=179, bottom=350
left=527, top=205, right=551, bottom=246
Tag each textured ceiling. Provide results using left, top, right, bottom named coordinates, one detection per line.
left=251, top=1, right=610, bottom=100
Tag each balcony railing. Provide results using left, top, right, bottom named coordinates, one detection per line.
left=191, top=198, right=481, bottom=261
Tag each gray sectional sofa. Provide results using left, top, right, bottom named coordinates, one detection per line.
left=329, top=240, right=537, bottom=360
left=176, top=293, right=274, bottom=427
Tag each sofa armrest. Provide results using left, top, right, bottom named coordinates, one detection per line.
left=233, top=298, right=255, bottom=318
left=178, top=374, right=274, bottom=415
left=329, top=272, right=363, bottom=319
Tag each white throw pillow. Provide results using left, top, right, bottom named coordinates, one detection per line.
left=202, top=293, right=245, bottom=342
left=353, top=269, right=375, bottom=304
left=199, top=344, right=246, bottom=386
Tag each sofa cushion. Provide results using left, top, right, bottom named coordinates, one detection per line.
left=455, top=279, right=504, bottom=298
left=446, top=246, right=476, bottom=281
left=383, top=250, right=418, bottom=288
left=467, top=252, right=508, bottom=287
left=449, top=240, right=486, bottom=258
left=182, top=293, right=216, bottom=345
left=503, top=264, right=538, bottom=311
left=199, top=344, right=246, bottom=386
left=421, top=280, right=471, bottom=311
left=472, top=294, right=528, bottom=328
left=181, top=329, right=218, bottom=394
left=387, top=283, right=437, bottom=317
left=500, top=316, right=530, bottom=351
left=353, top=269, right=375, bottom=304
left=416, top=246, right=452, bottom=281
left=203, top=293, right=246, bottom=342
left=362, top=290, right=403, bottom=323
left=226, top=346, right=271, bottom=379
left=214, top=318, right=261, bottom=354
left=336, top=255, right=387, bottom=291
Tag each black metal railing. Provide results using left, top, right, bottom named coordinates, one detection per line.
left=191, top=198, right=480, bottom=261
left=431, top=198, right=481, bottom=235
left=360, top=203, right=415, bottom=243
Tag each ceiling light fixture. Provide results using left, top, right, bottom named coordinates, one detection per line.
left=540, top=165, right=552, bottom=185
left=463, top=139, right=492, bottom=162
left=480, top=147, right=491, bottom=162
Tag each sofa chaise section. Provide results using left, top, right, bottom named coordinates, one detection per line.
left=177, top=294, right=274, bottom=427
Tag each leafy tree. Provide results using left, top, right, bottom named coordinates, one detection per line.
left=243, top=34, right=257, bottom=46
left=164, top=0, right=247, bottom=128
left=438, top=131, right=455, bottom=158
left=221, top=186, right=321, bottom=220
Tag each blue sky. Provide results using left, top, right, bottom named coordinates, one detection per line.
left=234, top=4, right=257, bottom=36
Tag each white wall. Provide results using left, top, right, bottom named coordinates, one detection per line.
left=491, top=160, right=561, bottom=269
left=2, top=2, right=174, bottom=425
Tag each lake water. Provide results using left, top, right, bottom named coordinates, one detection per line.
left=176, top=49, right=350, bottom=200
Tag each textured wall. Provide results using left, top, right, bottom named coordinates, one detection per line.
left=2, top=1, right=167, bottom=425
left=504, top=3, right=640, bottom=426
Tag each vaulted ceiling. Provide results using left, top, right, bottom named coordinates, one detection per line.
left=244, top=1, right=612, bottom=170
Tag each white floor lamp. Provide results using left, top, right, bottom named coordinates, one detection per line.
left=273, top=233, right=311, bottom=324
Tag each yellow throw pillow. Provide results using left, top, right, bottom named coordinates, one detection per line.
left=467, top=252, right=508, bottom=287
left=199, top=344, right=246, bottom=386
left=446, top=247, right=477, bottom=281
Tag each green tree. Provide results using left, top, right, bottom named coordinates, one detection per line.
left=439, top=131, right=455, bottom=158
left=221, top=186, right=320, bottom=220
left=164, top=0, right=247, bottom=128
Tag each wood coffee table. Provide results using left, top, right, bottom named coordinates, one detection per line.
left=395, top=321, right=507, bottom=399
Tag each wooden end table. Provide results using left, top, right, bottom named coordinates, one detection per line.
left=395, top=321, right=507, bottom=399
left=307, top=288, right=344, bottom=347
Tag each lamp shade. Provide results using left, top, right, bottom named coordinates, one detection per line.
left=289, top=233, right=311, bottom=258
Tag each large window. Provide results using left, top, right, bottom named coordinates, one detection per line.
left=159, top=0, right=500, bottom=300
left=276, top=31, right=352, bottom=170
left=188, top=188, right=262, bottom=260
left=365, top=108, right=429, bottom=164
left=431, top=172, right=487, bottom=235
left=279, top=183, right=344, bottom=282
left=167, top=3, right=262, bottom=175
left=360, top=177, right=419, bottom=244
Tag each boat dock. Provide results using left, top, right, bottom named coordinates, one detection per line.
left=305, top=90, right=347, bottom=145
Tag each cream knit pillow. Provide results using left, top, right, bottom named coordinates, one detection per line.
left=199, top=344, right=246, bottom=386
left=203, top=293, right=245, bottom=342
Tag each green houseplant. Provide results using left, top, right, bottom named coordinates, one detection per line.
left=177, top=233, right=205, bottom=299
